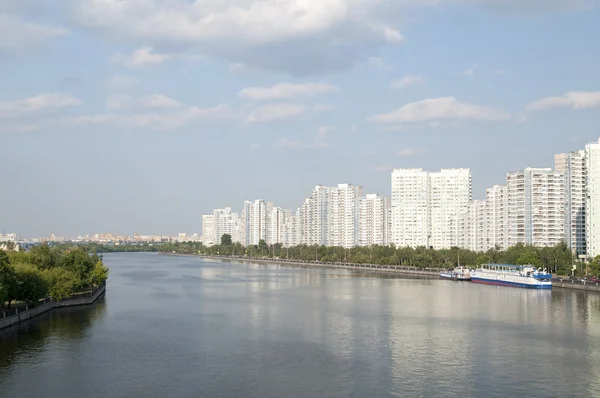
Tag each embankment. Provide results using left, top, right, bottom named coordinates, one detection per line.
left=0, top=284, right=106, bottom=331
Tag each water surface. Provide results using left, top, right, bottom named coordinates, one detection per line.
left=2, top=253, right=600, bottom=397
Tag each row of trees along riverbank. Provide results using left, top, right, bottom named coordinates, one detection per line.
left=0, top=244, right=109, bottom=310
left=158, top=235, right=600, bottom=277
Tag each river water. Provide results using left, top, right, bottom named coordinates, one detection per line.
left=1, top=253, right=600, bottom=397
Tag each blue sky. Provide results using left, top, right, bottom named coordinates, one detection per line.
left=1, top=0, right=599, bottom=237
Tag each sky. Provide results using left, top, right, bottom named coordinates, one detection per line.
left=1, top=0, right=599, bottom=237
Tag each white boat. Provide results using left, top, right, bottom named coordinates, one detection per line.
left=470, top=264, right=552, bottom=289
left=439, top=267, right=471, bottom=281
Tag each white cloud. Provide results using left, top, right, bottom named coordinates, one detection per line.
left=73, top=0, right=410, bottom=74
left=317, top=126, right=336, bottom=135
left=463, top=64, right=478, bottom=76
left=107, top=75, right=139, bottom=90
left=239, top=83, right=338, bottom=100
left=229, top=63, right=248, bottom=74
left=313, top=104, right=338, bottom=111
left=65, top=104, right=231, bottom=130
left=138, top=94, right=183, bottom=109
left=249, top=143, right=260, bottom=150
left=0, top=93, right=81, bottom=119
left=107, top=94, right=184, bottom=110
left=276, top=137, right=330, bottom=150
left=367, top=57, right=392, bottom=70
left=370, top=97, right=510, bottom=124
left=113, top=46, right=171, bottom=68
left=527, top=91, right=600, bottom=111
left=397, top=148, right=424, bottom=157
left=391, top=75, right=427, bottom=89
left=0, top=13, right=68, bottom=52
left=106, top=94, right=133, bottom=110
left=246, top=104, right=304, bottom=123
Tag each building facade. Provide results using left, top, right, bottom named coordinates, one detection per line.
left=391, top=168, right=471, bottom=249
left=249, top=200, right=270, bottom=245
left=201, top=214, right=214, bottom=245
left=391, top=169, right=430, bottom=248
left=328, top=183, right=363, bottom=248
left=586, top=138, right=600, bottom=259
left=268, top=207, right=287, bottom=245
left=555, top=150, right=587, bottom=256
left=507, top=168, right=564, bottom=247
left=485, top=185, right=508, bottom=250
left=212, top=207, right=240, bottom=244
left=358, top=194, right=390, bottom=246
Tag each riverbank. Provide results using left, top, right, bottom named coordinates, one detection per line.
left=162, top=253, right=444, bottom=277
left=163, top=253, right=600, bottom=293
left=0, top=284, right=106, bottom=331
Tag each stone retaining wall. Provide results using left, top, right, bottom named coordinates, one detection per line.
left=0, top=284, right=106, bottom=331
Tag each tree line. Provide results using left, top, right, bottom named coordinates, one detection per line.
left=0, top=244, right=109, bottom=309
left=156, top=234, right=591, bottom=276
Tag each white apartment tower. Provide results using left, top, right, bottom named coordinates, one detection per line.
left=507, top=168, right=564, bottom=247
left=249, top=200, right=270, bottom=245
left=429, top=169, right=472, bottom=249
left=465, top=200, right=486, bottom=252
left=485, top=185, right=508, bottom=250
left=240, top=201, right=252, bottom=246
left=268, top=207, right=287, bottom=245
left=201, top=214, right=214, bottom=245
left=283, top=208, right=302, bottom=248
left=586, top=138, right=600, bottom=259
left=328, top=183, right=363, bottom=248
left=391, top=169, right=430, bottom=248
left=212, top=207, right=240, bottom=244
left=308, top=185, right=329, bottom=246
left=358, top=194, right=390, bottom=246
left=555, top=150, right=587, bottom=256
left=391, top=168, right=471, bottom=249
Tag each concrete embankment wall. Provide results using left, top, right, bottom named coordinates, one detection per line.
left=552, top=280, right=600, bottom=293
left=0, top=284, right=106, bottom=331
left=196, top=255, right=441, bottom=277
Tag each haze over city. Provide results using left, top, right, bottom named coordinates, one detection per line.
left=1, top=1, right=599, bottom=237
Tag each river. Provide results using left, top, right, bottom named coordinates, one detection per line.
left=1, top=252, right=600, bottom=397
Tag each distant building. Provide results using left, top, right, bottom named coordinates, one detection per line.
left=485, top=185, right=508, bottom=250
left=358, top=194, right=390, bottom=246
left=507, top=168, right=564, bottom=247
left=328, top=183, right=363, bottom=248
left=555, top=150, right=587, bottom=256
left=201, top=214, right=214, bottom=245
left=586, top=138, right=600, bottom=259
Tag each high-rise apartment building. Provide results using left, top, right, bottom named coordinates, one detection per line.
left=464, top=200, right=486, bottom=252
left=358, top=194, right=390, bottom=246
left=283, top=208, right=302, bottom=248
left=586, top=138, right=600, bottom=259
left=429, top=169, right=472, bottom=249
left=201, top=214, right=214, bottom=245
left=249, top=200, right=270, bottom=245
left=507, top=168, right=564, bottom=247
left=212, top=207, right=240, bottom=244
left=240, top=201, right=252, bottom=246
left=555, top=150, right=587, bottom=256
left=328, top=183, right=363, bottom=248
left=391, top=168, right=471, bottom=249
left=268, top=207, right=287, bottom=245
left=308, top=185, right=329, bottom=246
left=391, top=169, right=430, bottom=248
left=485, top=185, right=508, bottom=250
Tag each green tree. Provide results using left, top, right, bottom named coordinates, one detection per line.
left=0, top=250, right=18, bottom=308
left=91, top=261, right=109, bottom=286
left=589, top=256, right=600, bottom=277
left=221, top=234, right=233, bottom=246
left=14, top=263, right=48, bottom=305
left=43, top=268, right=78, bottom=301
left=60, top=248, right=95, bottom=288
left=29, top=243, right=61, bottom=270
left=516, top=250, right=542, bottom=267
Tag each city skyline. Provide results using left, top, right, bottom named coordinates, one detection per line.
left=1, top=1, right=599, bottom=236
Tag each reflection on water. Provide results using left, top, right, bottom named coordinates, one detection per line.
left=1, top=253, right=600, bottom=397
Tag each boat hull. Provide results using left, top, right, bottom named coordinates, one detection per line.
left=471, top=277, right=551, bottom=289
